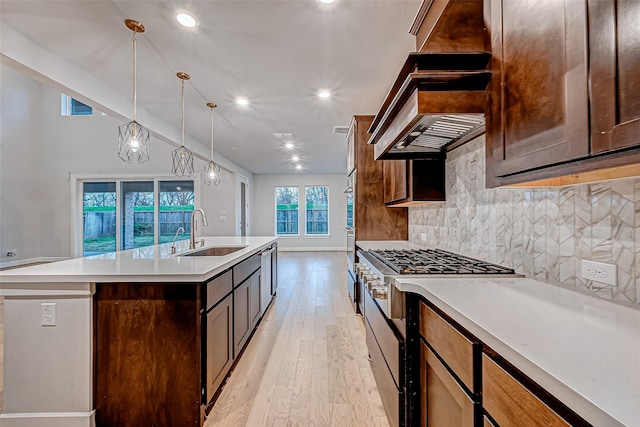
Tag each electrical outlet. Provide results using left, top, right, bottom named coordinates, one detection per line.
left=451, top=228, right=458, bottom=238
left=580, top=260, right=617, bottom=287
left=420, top=233, right=427, bottom=242
left=41, top=302, right=56, bottom=326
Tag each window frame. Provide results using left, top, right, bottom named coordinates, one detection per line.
left=274, top=186, right=300, bottom=236
left=61, top=94, right=93, bottom=116
left=304, top=185, right=330, bottom=237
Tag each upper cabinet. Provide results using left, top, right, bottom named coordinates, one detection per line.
left=589, top=0, right=640, bottom=154
left=384, top=159, right=445, bottom=207
left=486, top=0, right=640, bottom=187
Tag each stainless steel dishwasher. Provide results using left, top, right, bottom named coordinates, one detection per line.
left=260, top=246, right=276, bottom=317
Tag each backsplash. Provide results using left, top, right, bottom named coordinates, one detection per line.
left=408, top=136, right=639, bottom=307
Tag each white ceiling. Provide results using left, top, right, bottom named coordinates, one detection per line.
left=0, top=0, right=419, bottom=174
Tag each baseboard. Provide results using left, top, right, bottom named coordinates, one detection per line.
left=277, top=247, right=347, bottom=252
left=0, top=257, right=67, bottom=270
left=0, top=411, right=95, bottom=427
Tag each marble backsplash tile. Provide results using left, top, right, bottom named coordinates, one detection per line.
left=408, top=135, right=639, bottom=307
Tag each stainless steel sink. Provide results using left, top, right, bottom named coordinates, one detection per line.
left=180, top=246, right=247, bottom=257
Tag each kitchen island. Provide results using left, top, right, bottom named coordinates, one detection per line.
left=0, top=236, right=277, bottom=427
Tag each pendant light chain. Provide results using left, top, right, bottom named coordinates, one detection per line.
left=172, top=72, right=194, bottom=176
left=211, top=107, right=215, bottom=161
left=118, top=19, right=150, bottom=163
left=181, top=78, right=185, bottom=147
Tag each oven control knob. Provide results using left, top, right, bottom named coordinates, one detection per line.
left=367, top=279, right=384, bottom=292
left=371, top=286, right=388, bottom=299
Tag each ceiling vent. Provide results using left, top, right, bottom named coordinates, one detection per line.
left=272, top=132, right=294, bottom=140
left=333, top=126, right=349, bottom=135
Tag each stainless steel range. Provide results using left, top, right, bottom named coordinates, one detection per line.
left=357, top=248, right=518, bottom=319
left=356, top=247, right=520, bottom=427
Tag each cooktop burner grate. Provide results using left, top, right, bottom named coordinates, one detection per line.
left=368, top=249, right=516, bottom=275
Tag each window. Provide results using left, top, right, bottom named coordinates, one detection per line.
left=275, top=186, right=299, bottom=235
left=305, top=186, right=329, bottom=235
left=83, top=182, right=116, bottom=256
left=80, top=179, right=194, bottom=255
left=61, top=94, right=92, bottom=116
left=121, top=181, right=155, bottom=250
left=158, top=181, right=194, bottom=244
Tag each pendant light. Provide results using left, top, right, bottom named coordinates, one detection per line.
left=118, top=19, right=150, bottom=163
left=171, top=72, right=195, bottom=176
left=203, top=102, right=222, bottom=186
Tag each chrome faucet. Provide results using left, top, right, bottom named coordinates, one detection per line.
left=170, top=226, right=185, bottom=254
left=190, top=208, right=208, bottom=249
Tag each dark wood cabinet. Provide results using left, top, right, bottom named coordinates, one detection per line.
left=588, top=0, right=640, bottom=154
left=420, top=340, right=475, bottom=426
left=205, top=293, right=233, bottom=403
left=485, top=0, right=589, bottom=187
left=94, top=283, right=202, bottom=426
left=482, top=354, right=571, bottom=427
left=350, top=115, right=408, bottom=241
left=486, top=0, right=640, bottom=187
left=249, top=269, right=261, bottom=329
left=383, top=159, right=445, bottom=207
left=233, top=278, right=251, bottom=357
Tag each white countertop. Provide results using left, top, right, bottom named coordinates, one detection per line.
left=0, top=236, right=277, bottom=284
left=395, top=277, right=640, bottom=427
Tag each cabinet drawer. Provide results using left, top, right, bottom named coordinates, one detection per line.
left=365, top=319, right=401, bottom=427
left=233, top=253, right=260, bottom=287
left=419, top=302, right=474, bottom=391
left=206, top=270, right=232, bottom=311
left=482, top=354, right=570, bottom=427
left=364, top=288, right=402, bottom=386
left=420, top=339, right=475, bottom=427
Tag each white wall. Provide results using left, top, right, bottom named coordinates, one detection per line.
left=252, top=173, right=347, bottom=251
left=0, top=65, right=247, bottom=263
left=0, top=65, right=44, bottom=261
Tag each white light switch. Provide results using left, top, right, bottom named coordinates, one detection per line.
left=41, top=302, right=56, bottom=326
left=220, top=215, right=227, bottom=221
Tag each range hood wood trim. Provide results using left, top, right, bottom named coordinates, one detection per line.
left=368, top=52, right=491, bottom=135
left=373, top=89, right=488, bottom=160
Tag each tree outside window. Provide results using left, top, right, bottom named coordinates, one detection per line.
left=305, top=186, right=329, bottom=235
left=275, top=187, right=299, bottom=235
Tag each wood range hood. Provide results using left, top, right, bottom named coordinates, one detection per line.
left=368, top=0, right=492, bottom=161
left=368, top=52, right=491, bottom=160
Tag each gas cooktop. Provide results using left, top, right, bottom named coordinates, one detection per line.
left=368, top=248, right=516, bottom=275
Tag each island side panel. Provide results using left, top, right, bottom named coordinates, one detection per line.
left=94, top=283, right=202, bottom=426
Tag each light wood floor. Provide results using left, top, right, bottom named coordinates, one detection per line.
left=204, top=251, right=390, bottom=427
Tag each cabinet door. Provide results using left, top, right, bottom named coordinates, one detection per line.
left=249, top=270, right=261, bottom=329
left=420, top=340, right=475, bottom=427
left=482, top=354, right=570, bottom=427
left=233, top=280, right=250, bottom=356
left=589, top=0, right=640, bottom=153
left=383, top=160, right=408, bottom=204
left=486, top=0, right=589, bottom=184
left=206, top=294, right=233, bottom=403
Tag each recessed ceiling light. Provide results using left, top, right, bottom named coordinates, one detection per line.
left=176, top=13, right=198, bottom=28
left=295, top=164, right=302, bottom=170
left=319, top=0, right=336, bottom=3
left=292, top=155, right=300, bottom=161
left=235, top=97, right=249, bottom=106
left=285, top=142, right=294, bottom=149
left=317, top=89, right=331, bottom=99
